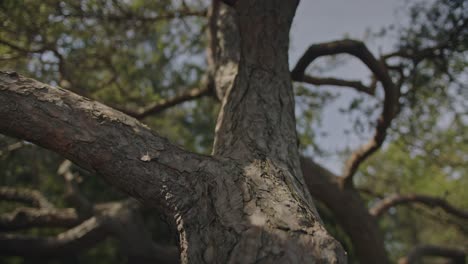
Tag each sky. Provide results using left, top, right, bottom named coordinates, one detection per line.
left=289, top=0, right=408, bottom=173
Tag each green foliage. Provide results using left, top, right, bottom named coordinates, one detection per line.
left=357, top=120, right=468, bottom=262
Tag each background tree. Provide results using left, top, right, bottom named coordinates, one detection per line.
left=0, top=0, right=467, bottom=263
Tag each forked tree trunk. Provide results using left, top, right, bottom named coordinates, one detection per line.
left=0, top=0, right=346, bottom=263
left=179, top=1, right=345, bottom=263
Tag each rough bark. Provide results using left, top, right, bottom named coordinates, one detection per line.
left=301, top=157, right=389, bottom=264
left=0, top=71, right=217, bottom=218
left=202, top=0, right=345, bottom=263
left=0, top=1, right=347, bottom=263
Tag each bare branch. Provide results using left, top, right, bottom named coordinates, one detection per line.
left=116, top=81, right=213, bottom=119
left=0, top=38, right=49, bottom=54
left=220, top=0, right=237, bottom=7
left=383, top=18, right=467, bottom=63
left=300, top=74, right=376, bottom=95
left=0, top=71, right=216, bottom=216
left=398, top=245, right=466, bottom=264
left=382, top=44, right=446, bottom=62
left=0, top=200, right=179, bottom=263
left=0, top=141, right=25, bottom=156
left=291, top=39, right=399, bottom=187
left=0, top=216, right=109, bottom=257
left=370, top=193, right=468, bottom=219
left=62, top=9, right=208, bottom=23
left=57, top=160, right=93, bottom=216
left=0, top=207, right=80, bottom=231
left=0, top=186, right=54, bottom=209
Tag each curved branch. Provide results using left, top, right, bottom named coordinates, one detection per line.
left=0, top=71, right=215, bottom=217
left=292, top=39, right=399, bottom=187
left=0, top=186, right=54, bottom=209
left=291, top=39, right=392, bottom=89
left=0, top=207, right=81, bottom=231
left=370, top=193, right=468, bottom=219
left=398, top=245, right=466, bottom=264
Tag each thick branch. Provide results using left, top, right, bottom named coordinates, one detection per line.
left=370, top=193, right=468, bottom=219
left=0, top=71, right=215, bottom=217
left=398, top=245, right=466, bottom=264
left=0, top=186, right=54, bottom=209
left=300, top=156, right=389, bottom=264
left=291, top=39, right=390, bottom=88
left=0, top=207, right=80, bottom=231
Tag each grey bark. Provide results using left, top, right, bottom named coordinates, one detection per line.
left=0, top=0, right=347, bottom=263
left=301, top=157, right=389, bottom=264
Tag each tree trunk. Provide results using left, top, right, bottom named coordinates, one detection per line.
left=178, top=1, right=345, bottom=263
left=0, top=0, right=346, bottom=263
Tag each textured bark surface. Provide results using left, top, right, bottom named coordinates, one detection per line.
left=0, top=0, right=347, bottom=263
left=203, top=0, right=345, bottom=263
left=301, top=157, right=389, bottom=264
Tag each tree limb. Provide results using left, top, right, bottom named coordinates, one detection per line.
left=398, top=245, right=466, bottom=264
left=0, top=186, right=54, bottom=209
left=57, top=160, right=93, bottom=217
left=0, top=38, right=49, bottom=54
left=300, top=74, right=376, bottom=95
left=61, top=8, right=208, bottom=23
left=370, top=193, right=468, bottom=219
left=0, top=216, right=110, bottom=257
left=115, top=80, right=213, bottom=119
left=220, top=0, right=237, bottom=7
left=0, top=200, right=179, bottom=263
left=292, top=39, right=399, bottom=187
left=0, top=141, right=25, bottom=156
left=0, top=71, right=216, bottom=217
left=382, top=44, right=447, bottom=62
left=0, top=207, right=81, bottom=231
left=300, top=156, right=390, bottom=264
